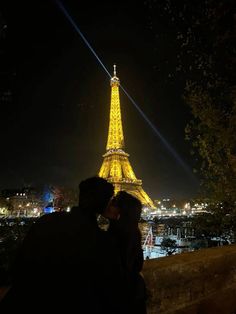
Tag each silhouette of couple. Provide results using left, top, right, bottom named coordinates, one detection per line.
left=0, top=176, right=147, bottom=314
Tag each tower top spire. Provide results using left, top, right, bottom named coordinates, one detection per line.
left=113, top=64, right=117, bottom=77
left=111, top=64, right=119, bottom=86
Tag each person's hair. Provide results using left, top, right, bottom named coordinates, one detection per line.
left=111, top=191, right=142, bottom=223
left=78, top=176, right=114, bottom=214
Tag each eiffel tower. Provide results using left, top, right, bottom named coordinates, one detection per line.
left=99, top=65, right=155, bottom=208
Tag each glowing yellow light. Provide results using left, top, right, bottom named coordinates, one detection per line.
left=98, top=66, right=155, bottom=209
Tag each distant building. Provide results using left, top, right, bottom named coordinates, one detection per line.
left=1, top=188, right=43, bottom=216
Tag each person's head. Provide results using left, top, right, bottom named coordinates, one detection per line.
left=78, top=176, right=114, bottom=215
left=104, top=191, right=142, bottom=225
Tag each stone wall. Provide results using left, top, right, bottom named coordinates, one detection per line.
left=143, top=244, right=236, bottom=314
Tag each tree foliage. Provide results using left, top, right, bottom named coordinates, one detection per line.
left=185, top=86, right=236, bottom=204
left=146, top=0, right=236, bottom=232
left=52, top=186, right=78, bottom=211
left=182, top=0, right=236, bottom=215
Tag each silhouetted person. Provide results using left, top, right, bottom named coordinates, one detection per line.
left=104, top=191, right=147, bottom=314
left=0, top=176, right=125, bottom=313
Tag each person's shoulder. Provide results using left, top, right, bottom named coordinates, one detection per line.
left=30, top=212, right=69, bottom=233
left=36, top=211, right=67, bottom=223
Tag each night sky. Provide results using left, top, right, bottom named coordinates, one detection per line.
left=1, top=0, right=232, bottom=200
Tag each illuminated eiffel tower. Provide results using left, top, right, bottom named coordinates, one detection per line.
left=99, top=65, right=155, bottom=208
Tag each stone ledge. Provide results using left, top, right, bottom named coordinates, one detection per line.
left=143, top=244, right=236, bottom=314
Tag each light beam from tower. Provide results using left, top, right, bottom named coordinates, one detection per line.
left=54, top=0, right=198, bottom=184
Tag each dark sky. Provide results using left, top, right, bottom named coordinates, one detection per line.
left=2, top=0, right=226, bottom=200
